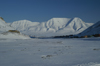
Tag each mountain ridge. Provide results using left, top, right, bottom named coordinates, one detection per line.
left=10, top=17, right=93, bottom=36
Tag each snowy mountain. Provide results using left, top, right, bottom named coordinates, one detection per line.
left=0, top=17, right=14, bottom=33
left=10, top=17, right=93, bottom=37
left=78, top=21, right=100, bottom=36
left=0, top=17, right=30, bottom=39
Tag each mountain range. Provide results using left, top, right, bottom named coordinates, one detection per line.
left=10, top=17, right=93, bottom=37
left=1, top=17, right=98, bottom=37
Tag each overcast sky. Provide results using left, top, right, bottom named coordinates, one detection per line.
left=0, top=0, right=100, bottom=23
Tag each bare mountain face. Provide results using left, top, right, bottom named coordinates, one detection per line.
left=78, top=21, right=100, bottom=36
left=10, top=17, right=93, bottom=37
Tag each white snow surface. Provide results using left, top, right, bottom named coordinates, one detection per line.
left=78, top=21, right=100, bottom=36
left=0, top=32, right=30, bottom=39
left=10, top=17, right=93, bottom=37
left=0, top=38, right=100, bottom=66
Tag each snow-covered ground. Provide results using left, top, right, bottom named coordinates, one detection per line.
left=0, top=38, right=100, bottom=66
left=0, top=32, right=30, bottom=39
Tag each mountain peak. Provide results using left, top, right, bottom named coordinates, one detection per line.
left=0, top=17, right=4, bottom=21
left=51, top=17, right=71, bottom=20
left=73, top=17, right=81, bottom=19
left=0, top=17, right=5, bottom=22
left=0, top=17, right=6, bottom=23
left=47, top=18, right=71, bottom=24
left=14, top=20, right=32, bottom=22
left=72, top=17, right=82, bottom=21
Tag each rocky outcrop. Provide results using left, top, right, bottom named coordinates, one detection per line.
left=0, top=17, right=5, bottom=21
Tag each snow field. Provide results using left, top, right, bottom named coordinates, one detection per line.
left=0, top=38, right=100, bottom=66
left=0, top=32, right=30, bottom=39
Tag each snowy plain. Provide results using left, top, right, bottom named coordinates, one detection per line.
left=0, top=38, right=100, bottom=66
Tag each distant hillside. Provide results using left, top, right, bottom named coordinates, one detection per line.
left=10, top=17, right=93, bottom=37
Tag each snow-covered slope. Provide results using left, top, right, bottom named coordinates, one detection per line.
left=0, top=17, right=14, bottom=33
left=78, top=21, right=100, bottom=36
left=0, top=17, right=30, bottom=39
left=11, top=20, right=40, bottom=31
left=10, top=17, right=93, bottom=37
